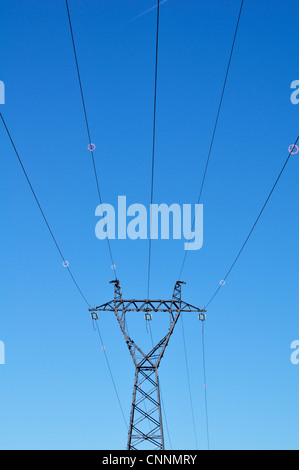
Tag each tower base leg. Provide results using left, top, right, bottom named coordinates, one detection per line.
left=127, top=367, right=164, bottom=451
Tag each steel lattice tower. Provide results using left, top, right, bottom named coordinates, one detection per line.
left=90, top=280, right=206, bottom=450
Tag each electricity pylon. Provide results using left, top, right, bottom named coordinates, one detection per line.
left=90, top=280, right=206, bottom=451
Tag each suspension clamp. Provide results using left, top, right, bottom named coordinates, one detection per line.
left=199, top=312, right=207, bottom=322
left=91, top=312, right=99, bottom=321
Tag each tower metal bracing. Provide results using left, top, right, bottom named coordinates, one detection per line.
left=90, top=280, right=206, bottom=450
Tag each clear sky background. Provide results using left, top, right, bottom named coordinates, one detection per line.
left=0, top=0, right=299, bottom=450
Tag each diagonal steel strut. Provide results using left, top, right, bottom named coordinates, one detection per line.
left=90, top=280, right=206, bottom=450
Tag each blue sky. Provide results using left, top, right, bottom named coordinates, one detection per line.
left=0, top=0, right=299, bottom=450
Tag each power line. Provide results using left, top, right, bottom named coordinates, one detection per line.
left=64, top=2, right=135, bottom=436
left=176, top=2, right=245, bottom=448
left=65, top=0, right=117, bottom=281
left=148, top=321, right=173, bottom=449
left=205, top=138, right=299, bottom=309
left=160, top=392, right=173, bottom=450
left=181, top=314, right=199, bottom=450
left=94, top=321, right=128, bottom=432
left=0, top=112, right=91, bottom=308
left=1, top=106, right=131, bottom=442
left=176, top=3, right=245, bottom=451
left=147, top=0, right=161, bottom=299
left=201, top=321, right=210, bottom=450
left=66, top=1, right=172, bottom=445
left=179, top=0, right=245, bottom=280
left=1, top=109, right=128, bottom=439
left=64, top=3, right=133, bottom=435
